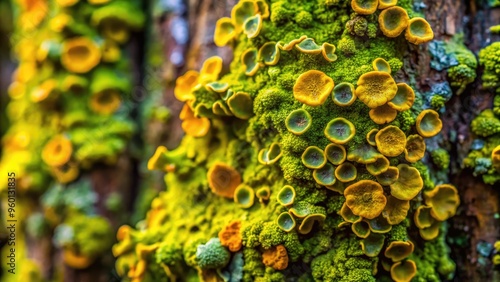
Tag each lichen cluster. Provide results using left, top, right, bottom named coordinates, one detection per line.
left=464, top=42, right=500, bottom=184
left=113, top=0, right=458, bottom=281
left=0, top=0, right=143, bottom=275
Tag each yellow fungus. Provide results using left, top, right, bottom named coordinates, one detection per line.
left=293, top=70, right=335, bottom=106
left=378, top=7, right=409, bottom=38
left=344, top=180, right=387, bottom=219
left=207, top=162, right=242, bottom=198
left=61, top=37, right=101, bottom=74
left=356, top=71, right=398, bottom=109
left=405, top=17, right=434, bottom=45
left=416, top=109, right=443, bottom=138
left=369, top=104, right=398, bottom=124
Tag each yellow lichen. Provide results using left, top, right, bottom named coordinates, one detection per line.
left=207, top=162, right=242, bottom=198
left=355, top=71, right=398, bottom=108
left=344, top=180, right=387, bottom=220
left=375, top=125, right=407, bottom=157
left=293, top=70, right=335, bottom=106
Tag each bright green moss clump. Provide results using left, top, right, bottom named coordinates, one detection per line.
left=113, top=0, right=458, bottom=280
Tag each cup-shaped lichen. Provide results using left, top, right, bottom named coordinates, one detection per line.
left=405, top=17, right=434, bottom=45
left=258, top=42, right=280, bottom=65
left=321, top=42, right=338, bottom=62
left=388, top=83, right=415, bottom=111
left=390, top=164, right=423, bottom=201
left=378, top=0, right=398, bottom=10
left=241, top=48, right=259, bottom=76
left=243, top=14, right=262, bottom=38
left=366, top=129, right=379, bottom=146
left=378, top=7, right=409, bottom=38
left=258, top=142, right=282, bottom=165
left=313, top=162, right=336, bottom=186
left=361, top=232, right=385, bottom=257
left=234, top=185, right=255, bottom=209
left=382, top=196, right=410, bottom=225
left=351, top=0, right=379, bottom=15
left=214, top=17, right=235, bottom=47
left=332, top=82, right=357, bottom=107
left=356, top=71, right=398, bottom=108
left=384, top=241, right=414, bottom=262
left=404, top=134, right=426, bottom=163
left=301, top=146, right=327, bottom=169
left=207, top=162, right=242, bottom=198
left=324, top=118, right=356, bottom=144
left=376, top=166, right=399, bottom=186
left=366, top=155, right=390, bottom=176
left=61, top=37, right=101, bottom=74
left=293, top=70, right=335, bottom=106
left=369, top=104, right=398, bottom=124
left=42, top=134, right=73, bottom=167
left=276, top=212, right=296, bottom=232
left=372, top=58, right=392, bottom=73
left=298, top=214, right=326, bottom=234
left=277, top=185, right=296, bottom=206
left=375, top=125, right=407, bottom=157
left=424, top=184, right=460, bottom=221
left=344, top=180, right=387, bottom=219
left=295, top=38, right=322, bottom=54
left=416, top=109, right=443, bottom=138
left=391, top=260, right=417, bottom=282
left=325, top=143, right=347, bottom=165
left=285, top=109, right=312, bottom=135
left=227, top=92, right=254, bottom=119
left=352, top=219, right=371, bottom=238
left=335, top=162, right=358, bottom=182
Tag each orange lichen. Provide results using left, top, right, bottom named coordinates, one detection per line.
left=416, top=109, right=442, bottom=138
left=214, top=17, right=235, bottom=47
left=404, top=134, right=426, bottom=163
left=405, top=17, right=434, bottom=45
left=424, top=184, right=460, bottom=221
left=218, top=221, right=242, bottom=252
left=344, top=180, right=387, bottom=219
left=174, top=70, right=199, bottom=102
left=388, top=83, right=415, bottom=111
left=351, top=0, right=378, bottom=15
left=382, top=196, right=410, bottom=225
left=207, top=162, right=242, bottom=198
left=293, top=70, right=335, bottom=106
left=369, top=104, right=398, bottom=124
left=42, top=135, right=73, bottom=167
left=61, top=37, right=101, bottom=73
left=355, top=71, right=398, bottom=108
left=390, top=164, right=423, bottom=201
left=378, top=6, right=409, bottom=38
left=391, top=260, right=417, bottom=282
left=180, top=104, right=211, bottom=137
left=262, top=245, right=289, bottom=270
left=375, top=125, right=407, bottom=157
left=384, top=241, right=414, bottom=262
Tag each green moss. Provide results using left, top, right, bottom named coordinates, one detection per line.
left=196, top=238, right=230, bottom=270
left=479, top=42, right=500, bottom=89
left=471, top=109, right=500, bottom=137
left=431, top=148, right=451, bottom=170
